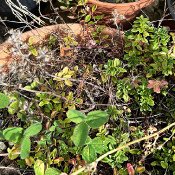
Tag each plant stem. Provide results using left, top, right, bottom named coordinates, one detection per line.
left=71, top=122, right=175, bottom=175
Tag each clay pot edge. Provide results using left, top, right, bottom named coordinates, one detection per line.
left=0, top=23, right=123, bottom=71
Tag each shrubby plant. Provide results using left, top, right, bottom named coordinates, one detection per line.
left=124, top=15, right=175, bottom=77
left=0, top=12, right=175, bottom=175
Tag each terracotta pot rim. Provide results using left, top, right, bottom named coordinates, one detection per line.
left=86, top=0, right=155, bottom=26
left=87, top=0, right=154, bottom=7
left=0, top=23, right=123, bottom=72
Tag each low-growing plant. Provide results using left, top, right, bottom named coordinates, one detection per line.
left=0, top=122, right=42, bottom=159
left=151, top=133, right=175, bottom=174
left=1, top=13, right=175, bottom=175
left=124, top=15, right=175, bottom=77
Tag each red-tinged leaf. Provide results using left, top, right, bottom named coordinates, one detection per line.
left=51, top=111, right=57, bottom=118
left=60, top=44, right=64, bottom=57
left=160, top=80, right=168, bottom=86
left=147, top=80, right=168, bottom=93
left=76, top=154, right=81, bottom=161
left=127, top=163, right=135, bottom=175
left=154, top=84, right=161, bottom=93
left=46, top=121, right=50, bottom=130
left=68, top=158, right=76, bottom=165
left=63, top=47, right=71, bottom=51
left=79, top=82, right=84, bottom=92
left=78, top=160, right=86, bottom=166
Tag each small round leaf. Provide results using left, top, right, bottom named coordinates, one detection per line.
left=67, top=109, right=86, bottom=123
left=86, top=111, right=109, bottom=128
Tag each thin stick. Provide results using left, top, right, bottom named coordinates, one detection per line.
left=71, top=122, right=175, bottom=175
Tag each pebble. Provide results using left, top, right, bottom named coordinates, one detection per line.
left=0, top=141, right=6, bottom=152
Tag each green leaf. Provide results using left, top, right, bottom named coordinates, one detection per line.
left=67, top=109, right=86, bottom=123
left=54, top=120, right=60, bottom=126
left=123, top=93, right=129, bottom=102
left=151, top=161, right=158, bottom=166
left=39, top=101, right=46, bottom=107
left=21, top=136, right=31, bottom=159
left=162, top=59, right=167, bottom=70
left=3, top=127, right=23, bottom=143
left=49, top=126, right=56, bottom=131
left=31, top=81, right=38, bottom=88
left=86, top=111, right=109, bottom=128
left=65, top=80, right=73, bottom=87
left=90, top=137, right=104, bottom=154
left=152, top=42, right=159, bottom=50
left=34, top=159, right=45, bottom=175
left=85, top=136, right=92, bottom=145
left=52, top=98, right=61, bottom=103
left=148, top=99, right=154, bottom=106
left=8, top=145, right=20, bottom=160
left=8, top=101, right=19, bottom=114
left=117, top=68, right=127, bottom=73
left=56, top=127, right=63, bottom=134
left=127, top=35, right=135, bottom=40
left=82, top=144, right=96, bottom=163
left=45, top=168, right=61, bottom=175
left=129, top=149, right=140, bottom=154
left=31, top=48, right=38, bottom=56
left=94, top=14, right=104, bottom=20
left=0, top=93, right=10, bottom=108
left=24, top=86, right=32, bottom=90
left=91, top=4, right=97, bottom=13
left=101, top=73, right=108, bottom=83
left=71, top=123, right=88, bottom=147
left=85, top=14, right=91, bottom=23
left=47, top=102, right=53, bottom=110
left=24, top=123, right=42, bottom=136
left=161, top=161, right=168, bottom=169
left=173, top=154, right=175, bottom=161
left=103, top=138, right=116, bottom=152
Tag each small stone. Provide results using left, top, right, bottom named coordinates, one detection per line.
left=0, top=120, right=4, bottom=128
left=8, top=141, right=14, bottom=147
left=0, top=141, right=7, bottom=152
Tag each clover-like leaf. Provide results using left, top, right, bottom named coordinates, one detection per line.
left=86, top=111, right=109, bottom=128
left=67, top=109, right=86, bottom=123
